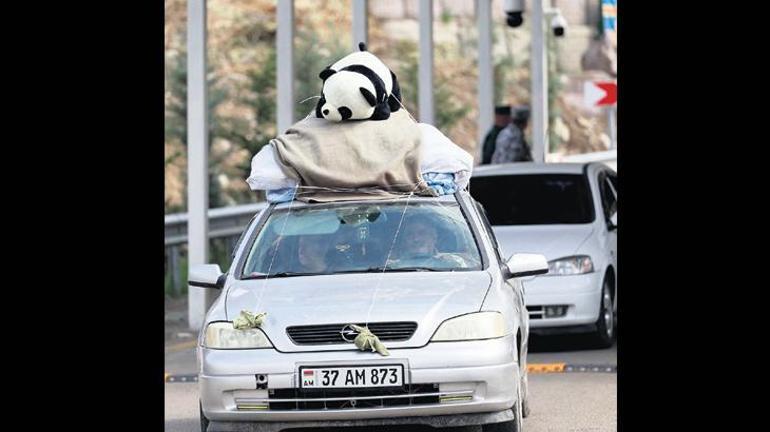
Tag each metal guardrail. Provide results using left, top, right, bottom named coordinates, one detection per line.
left=165, top=202, right=268, bottom=246
left=164, top=202, right=267, bottom=295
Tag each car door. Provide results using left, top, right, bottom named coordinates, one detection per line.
left=602, top=171, right=618, bottom=269
left=597, top=169, right=618, bottom=306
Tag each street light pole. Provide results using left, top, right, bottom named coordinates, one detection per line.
left=277, top=0, right=295, bottom=134
left=187, top=0, right=211, bottom=331
left=352, top=0, right=368, bottom=50
left=477, top=0, right=494, bottom=158
left=608, top=105, right=616, bottom=149
left=530, top=0, right=548, bottom=163
left=418, top=0, right=435, bottom=125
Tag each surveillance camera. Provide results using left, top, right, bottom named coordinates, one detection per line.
left=504, top=0, right=525, bottom=28
left=551, top=13, right=567, bottom=37
left=506, top=12, right=523, bottom=27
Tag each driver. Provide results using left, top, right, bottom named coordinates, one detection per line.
left=296, top=235, right=330, bottom=273
left=389, top=215, right=470, bottom=269
left=400, top=216, right=439, bottom=259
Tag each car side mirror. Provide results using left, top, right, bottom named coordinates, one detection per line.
left=608, top=211, right=617, bottom=231
left=189, top=264, right=226, bottom=289
left=505, top=253, right=549, bottom=279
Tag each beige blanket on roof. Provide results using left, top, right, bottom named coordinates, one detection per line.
left=270, top=109, right=435, bottom=202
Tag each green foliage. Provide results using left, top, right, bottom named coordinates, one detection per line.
left=293, top=27, right=350, bottom=121
left=389, top=40, right=469, bottom=133
left=165, top=250, right=189, bottom=297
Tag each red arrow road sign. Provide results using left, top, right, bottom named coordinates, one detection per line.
left=584, top=81, right=617, bottom=107
left=595, top=82, right=617, bottom=105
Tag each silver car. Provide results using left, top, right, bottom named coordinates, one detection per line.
left=189, top=191, right=548, bottom=432
left=470, top=163, right=618, bottom=346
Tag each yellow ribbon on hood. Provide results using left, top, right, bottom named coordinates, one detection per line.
left=350, top=324, right=390, bottom=356
left=233, top=310, right=267, bottom=330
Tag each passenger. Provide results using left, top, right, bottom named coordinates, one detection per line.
left=296, top=235, right=330, bottom=273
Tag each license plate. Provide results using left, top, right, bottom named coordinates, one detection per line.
left=300, top=365, right=404, bottom=388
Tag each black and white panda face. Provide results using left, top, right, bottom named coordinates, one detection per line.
left=314, top=43, right=402, bottom=122
left=317, top=71, right=378, bottom=122
left=330, top=51, right=393, bottom=96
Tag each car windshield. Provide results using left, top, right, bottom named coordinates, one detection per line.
left=470, top=174, right=594, bottom=225
left=240, top=201, right=482, bottom=278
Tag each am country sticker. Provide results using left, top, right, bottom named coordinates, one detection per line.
left=302, top=369, right=315, bottom=386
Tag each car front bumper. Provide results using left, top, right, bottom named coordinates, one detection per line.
left=523, top=272, right=603, bottom=331
left=207, top=410, right=515, bottom=432
left=199, top=335, right=519, bottom=423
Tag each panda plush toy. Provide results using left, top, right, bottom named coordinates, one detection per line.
left=315, top=43, right=402, bottom=122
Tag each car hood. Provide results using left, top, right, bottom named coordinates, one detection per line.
left=224, top=271, right=492, bottom=352
left=491, top=224, right=594, bottom=260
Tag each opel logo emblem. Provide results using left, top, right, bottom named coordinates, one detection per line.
left=340, top=325, right=359, bottom=342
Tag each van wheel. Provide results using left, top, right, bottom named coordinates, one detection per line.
left=591, top=278, right=615, bottom=348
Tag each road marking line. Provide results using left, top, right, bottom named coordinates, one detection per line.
left=528, top=363, right=566, bottom=373
left=527, top=363, right=617, bottom=374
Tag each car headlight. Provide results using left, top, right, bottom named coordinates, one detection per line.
left=204, top=322, right=273, bottom=349
left=546, top=255, right=594, bottom=276
left=431, top=311, right=508, bottom=342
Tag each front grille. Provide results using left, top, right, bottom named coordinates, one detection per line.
left=265, top=384, right=442, bottom=410
left=286, top=322, right=418, bottom=345
left=527, top=305, right=543, bottom=320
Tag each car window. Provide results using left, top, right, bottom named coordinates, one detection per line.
left=607, top=172, right=618, bottom=197
left=470, top=174, right=595, bottom=225
left=240, top=201, right=483, bottom=277
left=598, top=171, right=617, bottom=221
left=474, top=201, right=504, bottom=264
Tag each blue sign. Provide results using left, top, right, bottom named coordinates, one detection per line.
left=602, top=0, right=617, bottom=32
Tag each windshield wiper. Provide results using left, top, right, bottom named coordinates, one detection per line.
left=242, top=267, right=446, bottom=279
left=335, top=266, right=442, bottom=274
left=240, top=271, right=326, bottom=280
left=387, top=266, right=442, bottom=272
